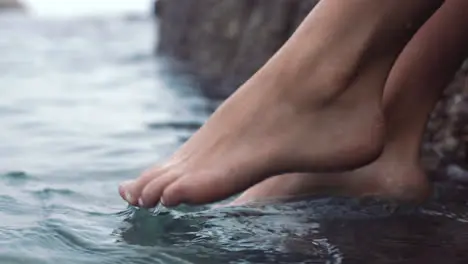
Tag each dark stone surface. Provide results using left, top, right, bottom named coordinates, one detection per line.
left=155, top=0, right=468, bottom=181
left=156, top=0, right=320, bottom=97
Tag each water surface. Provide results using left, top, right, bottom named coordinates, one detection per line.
left=2, top=14, right=468, bottom=264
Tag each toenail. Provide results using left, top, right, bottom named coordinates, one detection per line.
left=124, top=191, right=134, bottom=204
left=138, top=198, right=145, bottom=208
left=160, top=197, right=166, bottom=206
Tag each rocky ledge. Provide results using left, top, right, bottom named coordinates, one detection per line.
left=154, top=0, right=468, bottom=181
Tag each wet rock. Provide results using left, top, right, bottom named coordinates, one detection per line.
left=153, top=0, right=163, bottom=17
left=156, top=0, right=319, bottom=97
left=422, top=64, right=468, bottom=181
left=155, top=0, right=468, bottom=181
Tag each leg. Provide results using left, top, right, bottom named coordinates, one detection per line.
left=120, top=0, right=440, bottom=208
left=231, top=0, right=468, bottom=206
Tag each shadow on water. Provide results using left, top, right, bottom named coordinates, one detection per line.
left=113, top=183, right=468, bottom=264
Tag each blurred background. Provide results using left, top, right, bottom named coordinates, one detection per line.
left=0, top=0, right=214, bottom=177
left=24, top=0, right=151, bottom=16
left=3, top=1, right=468, bottom=264
left=0, top=1, right=221, bottom=264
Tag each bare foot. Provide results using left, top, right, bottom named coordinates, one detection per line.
left=119, top=55, right=387, bottom=208
left=120, top=71, right=385, bottom=207
left=229, top=153, right=432, bottom=206
left=118, top=0, right=436, bottom=208
left=119, top=46, right=390, bottom=207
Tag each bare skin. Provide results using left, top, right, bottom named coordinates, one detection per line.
left=119, top=0, right=440, bottom=208
left=231, top=0, right=468, bottom=206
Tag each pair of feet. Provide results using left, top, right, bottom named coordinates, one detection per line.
left=119, top=97, right=429, bottom=209
left=118, top=0, right=441, bottom=209
left=118, top=60, right=430, bottom=209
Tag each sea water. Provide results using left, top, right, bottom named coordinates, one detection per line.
left=1, top=13, right=468, bottom=264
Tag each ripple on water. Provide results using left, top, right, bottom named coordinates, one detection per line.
left=31, top=187, right=77, bottom=200
left=109, top=195, right=468, bottom=263
left=113, top=201, right=355, bottom=264
left=0, top=105, right=29, bottom=116
left=146, top=120, right=204, bottom=131
left=5, top=217, right=194, bottom=264
left=0, top=197, right=42, bottom=229
left=2, top=171, right=31, bottom=181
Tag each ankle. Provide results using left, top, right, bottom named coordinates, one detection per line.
left=381, top=136, right=422, bottom=163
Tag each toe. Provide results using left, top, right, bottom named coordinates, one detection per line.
left=140, top=173, right=180, bottom=208
left=119, top=167, right=167, bottom=206
left=162, top=174, right=235, bottom=206
left=119, top=180, right=137, bottom=204
left=160, top=179, right=190, bottom=207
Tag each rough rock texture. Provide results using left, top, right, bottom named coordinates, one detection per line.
left=155, top=0, right=468, bottom=180
left=422, top=62, right=468, bottom=181
left=0, top=0, right=24, bottom=11
left=156, top=0, right=320, bottom=97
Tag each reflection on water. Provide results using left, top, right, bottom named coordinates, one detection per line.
left=1, top=13, right=468, bottom=264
